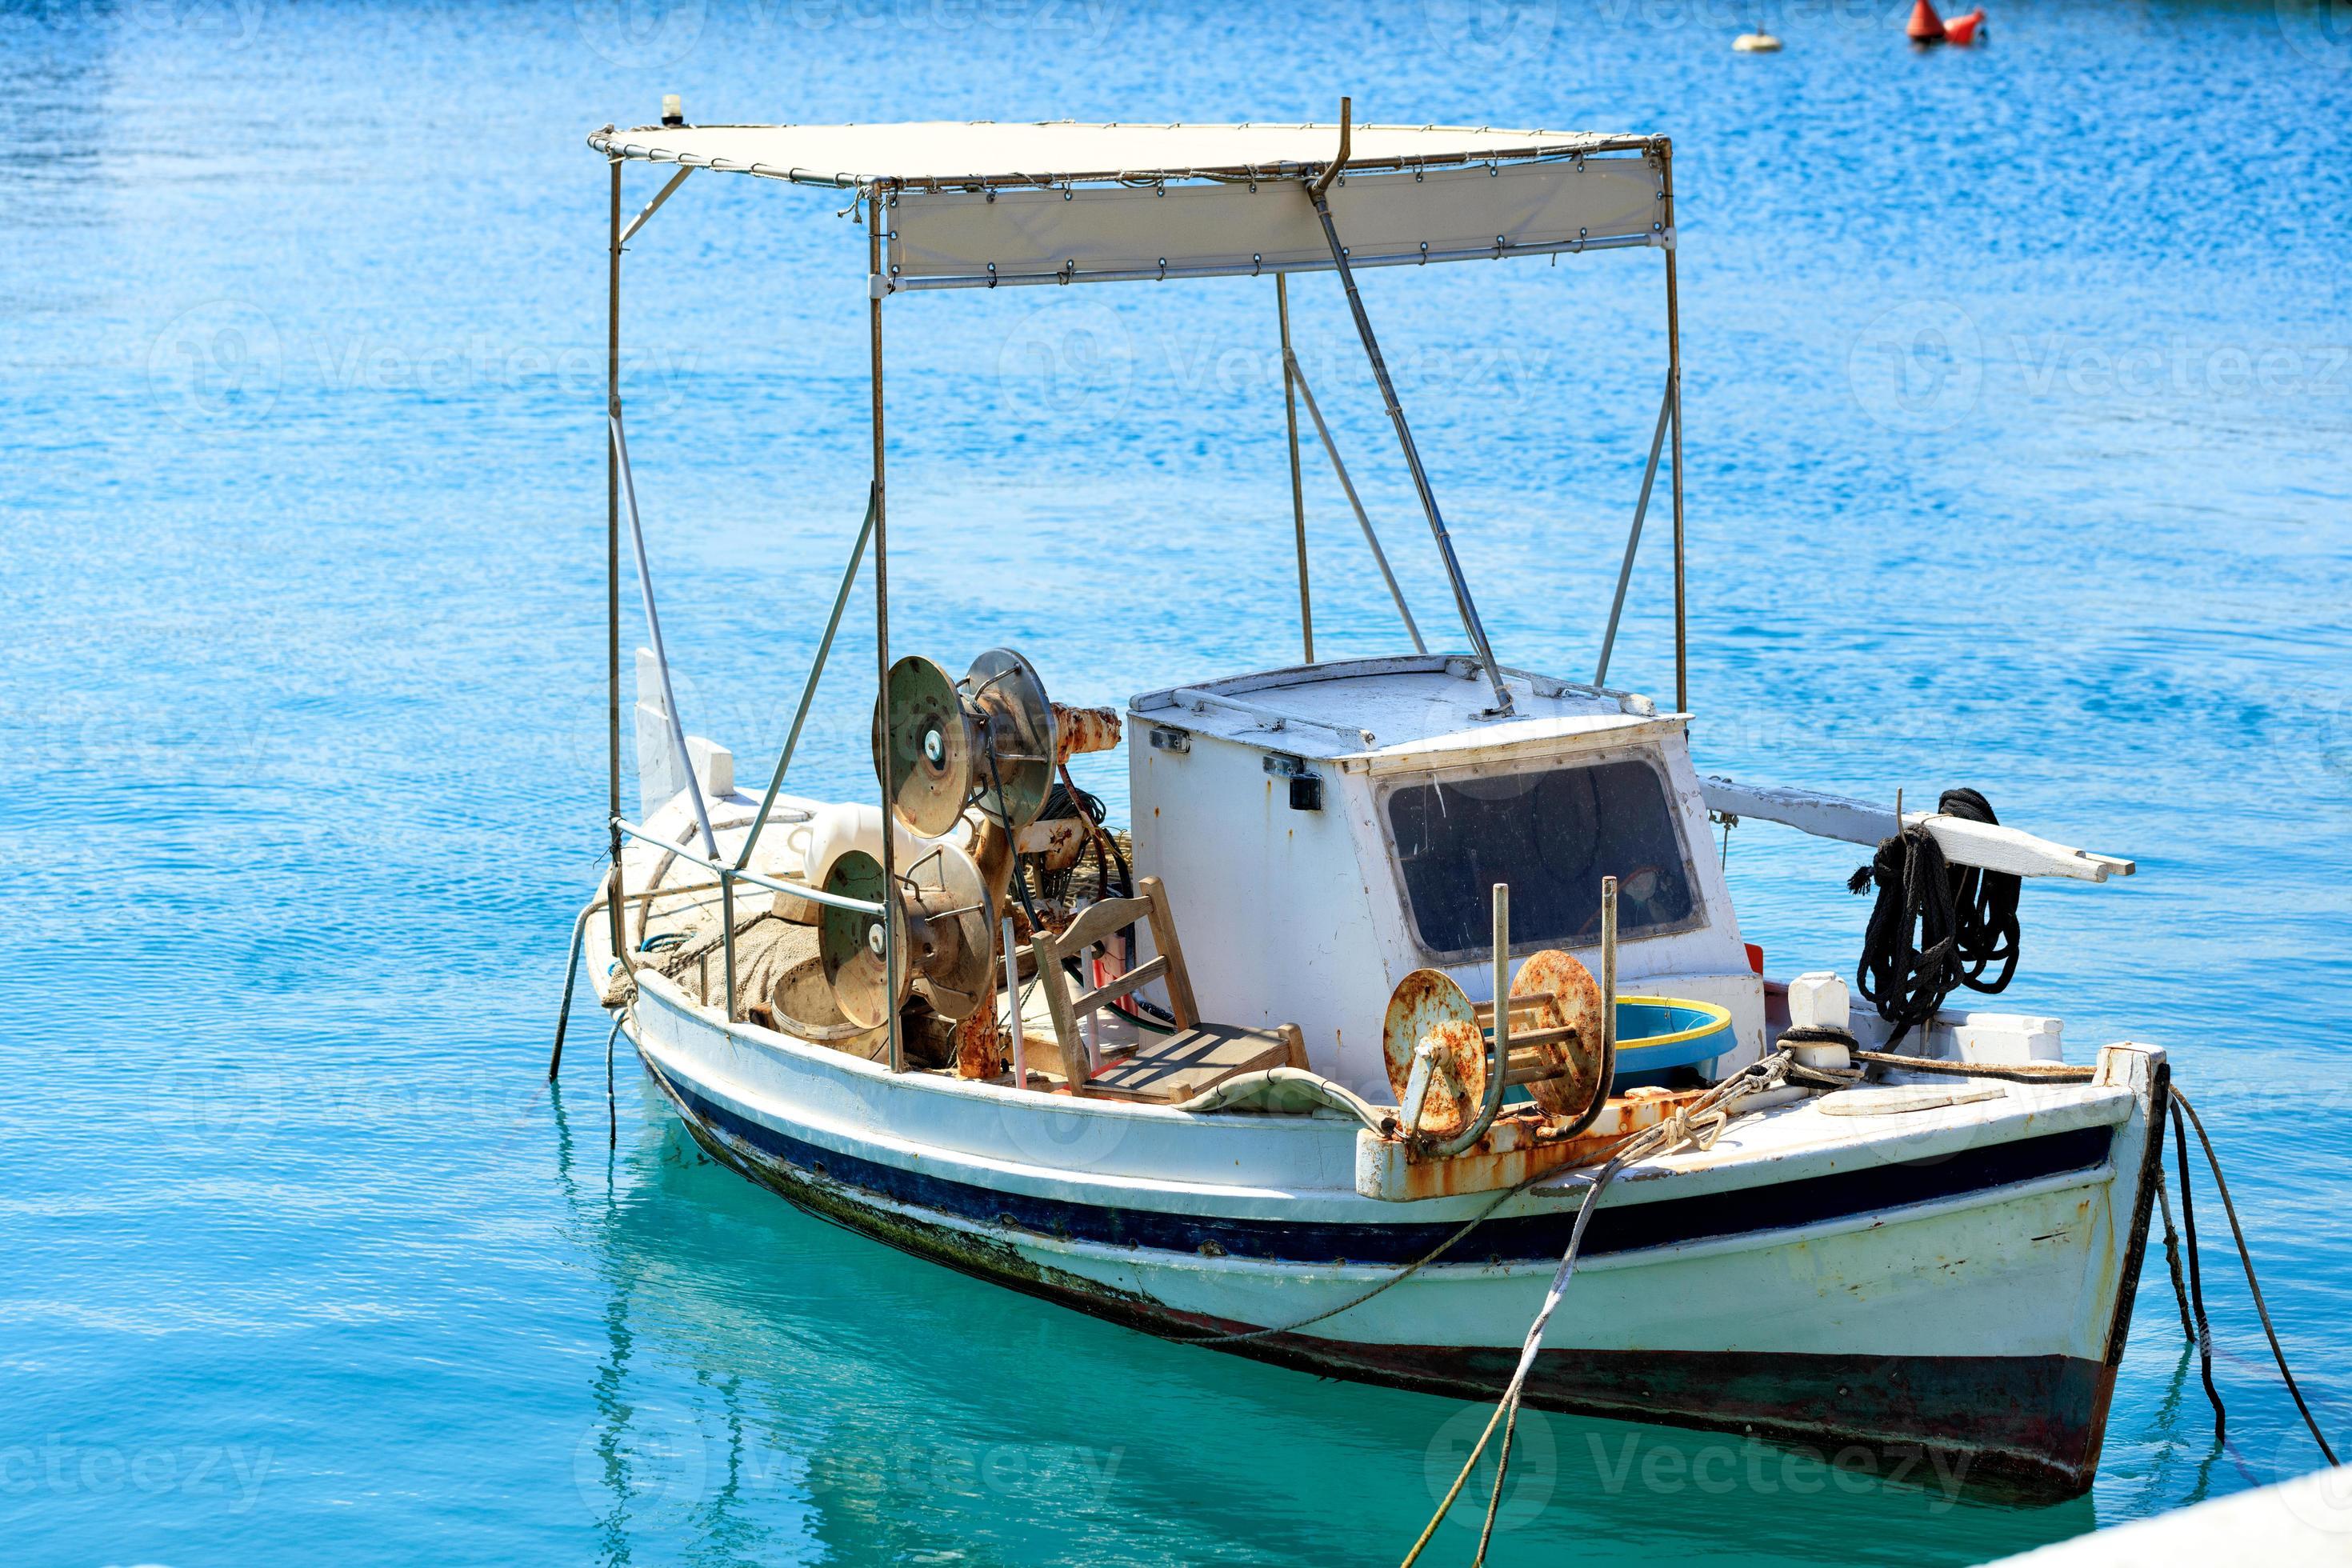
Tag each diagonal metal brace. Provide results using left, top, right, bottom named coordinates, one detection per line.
left=1284, top=350, right=1425, bottom=654
left=1302, top=175, right=1513, bottom=714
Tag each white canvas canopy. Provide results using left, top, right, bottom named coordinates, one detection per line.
left=583, top=108, right=1695, bottom=971
left=589, top=120, right=1667, bottom=290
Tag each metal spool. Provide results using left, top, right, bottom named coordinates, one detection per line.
left=1510, top=949, right=1608, bottom=1122
left=818, top=845, right=998, bottom=1028
left=874, top=654, right=975, bottom=838
left=964, top=647, right=1057, bottom=831
left=819, top=850, right=905, bottom=1030
left=900, top=840, right=995, bottom=1022
left=1382, top=968, right=1486, bottom=1139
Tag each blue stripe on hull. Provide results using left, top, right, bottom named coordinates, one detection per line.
left=660, top=1073, right=2114, bottom=1266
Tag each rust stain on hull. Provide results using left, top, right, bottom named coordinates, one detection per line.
left=1363, top=1088, right=1706, bottom=1201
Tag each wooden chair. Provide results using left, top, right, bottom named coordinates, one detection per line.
left=1031, top=876, right=1307, bottom=1102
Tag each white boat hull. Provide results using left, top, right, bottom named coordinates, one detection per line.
left=620, top=970, right=2166, bottom=1502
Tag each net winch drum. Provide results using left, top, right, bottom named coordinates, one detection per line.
left=818, top=842, right=997, bottom=1028
left=1381, top=949, right=1610, bottom=1138
left=874, top=647, right=1058, bottom=838
left=1382, top=969, right=1486, bottom=1139
left=1509, top=950, right=1607, bottom=1119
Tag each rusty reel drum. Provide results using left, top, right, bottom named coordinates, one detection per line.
left=1381, top=950, right=1610, bottom=1139
left=874, top=649, right=1058, bottom=838
left=818, top=842, right=996, bottom=1029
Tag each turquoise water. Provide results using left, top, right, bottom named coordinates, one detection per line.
left=5, top=1, right=2350, bottom=1562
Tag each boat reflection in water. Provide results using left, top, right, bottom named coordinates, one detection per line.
left=549, top=1088, right=2094, bottom=1566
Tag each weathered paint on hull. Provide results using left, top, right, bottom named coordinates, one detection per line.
left=642, top=1048, right=2168, bottom=1504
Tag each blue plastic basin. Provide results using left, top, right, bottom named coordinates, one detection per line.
left=1612, top=995, right=1734, bottom=1089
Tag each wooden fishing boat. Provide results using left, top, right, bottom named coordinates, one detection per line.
left=560, top=108, right=2158, bottom=1502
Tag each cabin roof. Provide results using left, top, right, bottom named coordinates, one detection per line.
left=1129, top=656, right=1677, bottom=766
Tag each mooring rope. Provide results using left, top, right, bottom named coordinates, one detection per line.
left=2171, top=1089, right=2340, bottom=1465
left=1849, top=1049, right=2094, bottom=1085
left=2172, top=1099, right=2226, bottom=1434
left=2154, top=1166, right=2198, bottom=1345
left=1166, top=1164, right=1558, bottom=1347
left=1174, top=1054, right=1792, bottom=1355
left=1401, top=1055, right=1790, bottom=1568
left=604, top=1014, right=623, bottom=1150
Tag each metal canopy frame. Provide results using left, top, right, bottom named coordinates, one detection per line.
left=593, top=102, right=1689, bottom=1074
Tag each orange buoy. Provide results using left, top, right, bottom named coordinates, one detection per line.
left=1943, top=7, right=1986, bottom=44
left=1906, top=0, right=1946, bottom=42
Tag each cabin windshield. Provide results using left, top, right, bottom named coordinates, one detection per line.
left=1382, top=754, right=1700, bottom=958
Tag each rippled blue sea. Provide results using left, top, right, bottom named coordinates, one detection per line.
left=5, top=2, right=2350, bottom=1562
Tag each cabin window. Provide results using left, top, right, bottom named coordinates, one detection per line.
left=1382, top=756, right=1700, bottom=958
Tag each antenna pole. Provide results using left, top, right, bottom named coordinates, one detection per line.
left=870, top=186, right=901, bottom=1074
left=1277, top=273, right=1312, bottom=664
left=605, top=155, right=629, bottom=974
left=1662, top=139, right=1688, bottom=714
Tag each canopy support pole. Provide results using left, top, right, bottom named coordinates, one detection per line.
left=1593, top=371, right=1675, bottom=688
left=1662, top=143, right=1688, bottom=714
left=734, top=486, right=878, bottom=874
left=870, top=189, right=901, bottom=1075
left=1286, top=349, right=1424, bottom=654
left=1303, top=102, right=1512, bottom=716
left=605, top=157, right=629, bottom=978
left=610, top=411, right=720, bottom=865
left=1276, top=274, right=1313, bottom=664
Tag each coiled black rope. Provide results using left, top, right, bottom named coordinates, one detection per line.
left=1847, top=787, right=2023, bottom=1048
left=1939, top=787, right=2022, bottom=990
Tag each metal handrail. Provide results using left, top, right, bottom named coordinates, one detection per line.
left=613, top=816, right=884, bottom=914
left=1164, top=686, right=1377, bottom=746
left=883, top=233, right=1659, bottom=292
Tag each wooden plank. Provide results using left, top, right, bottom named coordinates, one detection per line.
left=1138, top=878, right=1201, bottom=1027
left=1085, top=1022, right=1295, bottom=1103
left=1071, top=954, right=1170, bottom=1016
left=1699, top=776, right=2135, bottom=882
left=1054, top=894, right=1152, bottom=955
left=1034, top=929, right=1094, bottom=1090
